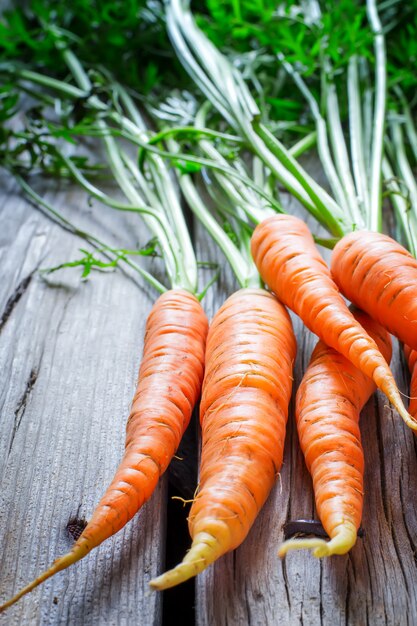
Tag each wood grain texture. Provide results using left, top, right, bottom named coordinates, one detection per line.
left=0, top=176, right=165, bottom=625
left=193, top=165, right=417, bottom=626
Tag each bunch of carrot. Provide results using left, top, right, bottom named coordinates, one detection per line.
left=156, top=0, right=417, bottom=569
left=2, top=0, right=417, bottom=614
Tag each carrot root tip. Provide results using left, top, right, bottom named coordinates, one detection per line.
left=278, top=522, right=357, bottom=558
left=150, top=531, right=222, bottom=591
left=0, top=539, right=91, bottom=613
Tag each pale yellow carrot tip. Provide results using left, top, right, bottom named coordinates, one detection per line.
left=278, top=522, right=357, bottom=559
left=386, top=387, right=417, bottom=432
left=397, top=404, right=417, bottom=432
left=150, top=531, right=222, bottom=591
left=0, top=541, right=90, bottom=613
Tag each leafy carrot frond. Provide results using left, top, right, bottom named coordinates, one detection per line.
left=41, top=240, right=160, bottom=280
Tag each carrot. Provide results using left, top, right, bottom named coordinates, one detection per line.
left=331, top=229, right=417, bottom=349
left=0, top=289, right=208, bottom=613
left=404, top=345, right=417, bottom=420
left=149, top=288, right=296, bottom=590
left=251, top=214, right=417, bottom=431
left=279, top=307, right=392, bottom=558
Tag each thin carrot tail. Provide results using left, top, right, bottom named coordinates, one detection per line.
left=149, top=531, right=223, bottom=591
left=404, top=345, right=417, bottom=419
left=0, top=538, right=91, bottom=613
left=377, top=374, right=417, bottom=432
left=278, top=521, right=357, bottom=559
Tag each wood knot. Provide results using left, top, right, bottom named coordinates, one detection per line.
left=66, top=516, right=88, bottom=541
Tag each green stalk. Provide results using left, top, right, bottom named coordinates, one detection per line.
left=347, top=56, right=370, bottom=216
left=19, top=69, right=87, bottom=99
left=167, top=0, right=241, bottom=128
left=178, top=174, right=256, bottom=288
left=277, top=55, right=351, bottom=219
left=394, top=88, right=417, bottom=163
left=16, top=55, right=197, bottom=292
left=389, top=119, right=417, bottom=219
left=254, top=123, right=348, bottom=237
left=168, top=142, right=260, bottom=288
left=382, top=156, right=417, bottom=258
left=167, top=0, right=348, bottom=237
left=197, top=141, right=270, bottom=224
left=359, top=58, right=374, bottom=177
left=19, top=73, right=284, bottom=218
left=324, top=68, right=364, bottom=228
left=134, top=138, right=285, bottom=214
left=61, top=46, right=197, bottom=292
left=120, top=154, right=199, bottom=290
left=143, top=126, right=243, bottom=147
left=245, top=124, right=328, bottom=218
left=192, top=120, right=274, bottom=223
left=193, top=104, right=276, bottom=223
left=116, top=85, right=198, bottom=290
left=288, top=131, right=317, bottom=159
left=366, top=0, right=386, bottom=232
left=103, top=131, right=185, bottom=289
left=54, top=149, right=162, bottom=220
left=17, top=177, right=167, bottom=293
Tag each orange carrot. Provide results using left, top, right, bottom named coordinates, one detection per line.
left=279, top=307, right=392, bottom=558
left=150, top=288, right=296, bottom=590
left=404, top=345, right=417, bottom=420
left=0, top=289, right=208, bottom=613
left=331, top=230, right=417, bottom=350
left=251, top=214, right=416, bottom=431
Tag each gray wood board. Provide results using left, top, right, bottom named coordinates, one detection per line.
left=194, top=182, right=417, bottom=625
left=0, top=176, right=165, bottom=625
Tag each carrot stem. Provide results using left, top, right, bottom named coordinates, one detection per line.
left=324, top=65, right=364, bottom=228
left=348, top=55, right=371, bottom=217
left=366, top=0, right=386, bottom=232
left=16, top=177, right=167, bottom=293
left=276, top=53, right=351, bottom=221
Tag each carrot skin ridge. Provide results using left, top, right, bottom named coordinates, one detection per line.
left=331, top=230, right=417, bottom=351
left=0, top=289, right=208, bottom=613
left=278, top=307, right=392, bottom=558
left=251, top=214, right=417, bottom=432
left=150, top=288, right=297, bottom=590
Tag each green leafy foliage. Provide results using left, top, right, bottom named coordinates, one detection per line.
left=197, top=0, right=373, bottom=75
left=385, top=8, right=417, bottom=95
left=0, top=85, right=19, bottom=123
left=222, top=219, right=239, bottom=246
left=0, top=0, right=185, bottom=91
left=42, top=239, right=159, bottom=280
left=194, top=0, right=378, bottom=132
left=173, top=158, right=203, bottom=174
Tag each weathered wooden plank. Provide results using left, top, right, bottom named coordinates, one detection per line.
left=193, top=172, right=417, bottom=625
left=0, top=177, right=165, bottom=625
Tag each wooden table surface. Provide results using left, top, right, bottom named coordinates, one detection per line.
left=1, top=166, right=417, bottom=626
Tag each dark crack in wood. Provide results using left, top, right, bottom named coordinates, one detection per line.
left=399, top=478, right=417, bottom=567
left=319, top=561, right=324, bottom=626
left=374, top=395, right=390, bottom=525
left=281, top=556, right=291, bottom=610
left=344, top=560, right=351, bottom=626
left=8, top=367, right=38, bottom=456
left=244, top=582, right=252, bottom=625
left=0, top=273, right=33, bottom=334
